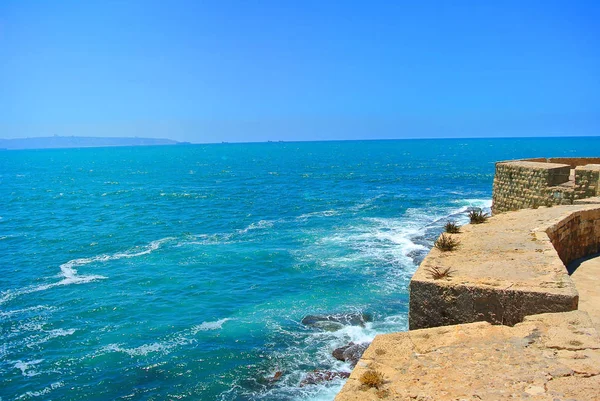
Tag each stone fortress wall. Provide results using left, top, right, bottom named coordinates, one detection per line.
left=492, top=157, right=600, bottom=214
left=335, top=157, right=600, bottom=401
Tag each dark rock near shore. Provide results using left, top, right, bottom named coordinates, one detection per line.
left=299, top=370, right=351, bottom=387
left=332, top=342, right=354, bottom=361
left=301, top=313, right=372, bottom=331
left=332, top=342, right=369, bottom=366
left=344, top=343, right=369, bottom=366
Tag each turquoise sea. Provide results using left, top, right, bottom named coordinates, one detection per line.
left=1, top=137, right=599, bottom=400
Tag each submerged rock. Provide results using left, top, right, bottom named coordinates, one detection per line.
left=301, top=312, right=372, bottom=331
left=269, top=371, right=283, bottom=383
left=299, top=370, right=351, bottom=386
left=332, top=342, right=354, bottom=361
left=332, top=342, right=370, bottom=366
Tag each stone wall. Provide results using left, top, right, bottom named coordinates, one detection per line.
left=575, top=164, right=600, bottom=199
left=408, top=206, right=591, bottom=330
left=546, top=207, right=600, bottom=265
left=492, top=158, right=600, bottom=214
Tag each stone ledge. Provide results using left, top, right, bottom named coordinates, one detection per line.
left=334, top=310, right=600, bottom=401
left=409, top=205, right=600, bottom=329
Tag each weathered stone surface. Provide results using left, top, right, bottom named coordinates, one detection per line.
left=335, top=159, right=600, bottom=401
left=335, top=311, right=600, bottom=401
left=492, top=158, right=600, bottom=214
left=408, top=205, right=600, bottom=329
left=575, top=164, right=600, bottom=199
left=546, top=207, right=600, bottom=264
left=571, top=255, right=600, bottom=333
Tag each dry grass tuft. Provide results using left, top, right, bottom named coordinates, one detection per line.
left=359, top=369, right=385, bottom=389
left=444, top=221, right=460, bottom=234
left=425, top=265, right=456, bottom=280
left=434, top=233, right=460, bottom=252
left=468, top=209, right=489, bottom=224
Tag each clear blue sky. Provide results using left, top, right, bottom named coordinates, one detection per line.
left=1, top=0, right=599, bottom=142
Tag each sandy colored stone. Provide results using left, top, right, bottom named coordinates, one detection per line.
left=335, top=311, right=600, bottom=401
left=492, top=158, right=600, bottom=214
left=571, top=255, right=600, bottom=333
left=410, top=204, right=600, bottom=329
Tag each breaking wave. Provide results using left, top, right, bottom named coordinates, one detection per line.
left=0, top=238, right=174, bottom=305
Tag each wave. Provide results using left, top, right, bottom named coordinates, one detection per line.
left=13, top=359, right=45, bottom=377
left=225, top=308, right=406, bottom=401
left=427, top=198, right=493, bottom=227
left=238, top=219, right=275, bottom=234
left=0, top=305, right=56, bottom=319
left=15, top=381, right=64, bottom=400
left=100, top=318, right=230, bottom=357
left=349, top=194, right=384, bottom=211
left=296, top=210, right=339, bottom=220
left=23, top=328, right=77, bottom=349
left=192, top=318, right=232, bottom=333
left=314, top=216, right=427, bottom=271
left=0, top=238, right=174, bottom=305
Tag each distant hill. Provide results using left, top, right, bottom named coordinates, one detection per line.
left=0, top=136, right=186, bottom=150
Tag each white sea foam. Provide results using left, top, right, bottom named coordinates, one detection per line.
left=99, top=318, right=231, bottom=358
left=13, top=359, right=44, bottom=377
left=24, top=328, right=77, bottom=349
left=101, top=342, right=174, bottom=357
left=315, top=216, right=426, bottom=271
left=238, top=219, right=275, bottom=234
left=0, top=305, right=55, bottom=319
left=182, top=233, right=233, bottom=246
left=192, top=318, right=232, bottom=333
left=297, top=210, right=338, bottom=220
left=15, top=381, right=64, bottom=400
left=349, top=194, right=384, bottom=211
left=0, top=237, right=173, bottom=305
left=458, top=198, right=493, bottom=209
left=309, top=322, right=379, bottom=345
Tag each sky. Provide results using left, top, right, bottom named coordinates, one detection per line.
left=0, top=0, right=599, bottom=143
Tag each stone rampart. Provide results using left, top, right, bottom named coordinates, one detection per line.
left=492, top=157, right=600, bottom=214
left=409, top=204, right=600, bottom=330
left=335, top=158, right=600, bottom=401
left=547, top=207, right=600, bottom=265
left=335, top=310, right=600, bottom=401
left=408, top=206, right=600, bottom=330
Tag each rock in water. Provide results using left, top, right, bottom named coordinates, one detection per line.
left=332, top=342, right=355, bottom=361
left=332, top=342, right=370, bottom=366
left=342, top=343, right=369, bottom=366
left=301, top=312, right=372, bottom=331
left=299, top=370, right=351, bottom=386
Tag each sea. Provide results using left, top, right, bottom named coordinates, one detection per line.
left=1, top=137, right=598, bottom=401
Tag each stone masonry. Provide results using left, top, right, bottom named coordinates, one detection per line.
left=335, top=157, right=600, bottom=400
left=492, top=157, right=600, bottom=214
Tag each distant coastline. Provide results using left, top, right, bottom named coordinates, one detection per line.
left=0, top=136, right=188, bottom=150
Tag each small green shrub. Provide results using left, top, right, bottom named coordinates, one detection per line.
left=468, top=209, right=489, bottom=224
left=425, top=265, right=455, bottom=280
left=359, top=369, right=385, bottom=389
left=434, top=233, right=460, bottom=252
left=444, top=221, right=460, bottom=234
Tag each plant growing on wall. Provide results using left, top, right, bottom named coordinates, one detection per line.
left=359, top=369, right=385, bottom=389
left=468, top=209, right=489, bottom=224
left=425, top=265, right=456, bottom=280
left=444, top=221, right=460, bottom=233
left=434, top=233, right=460, bottom=251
